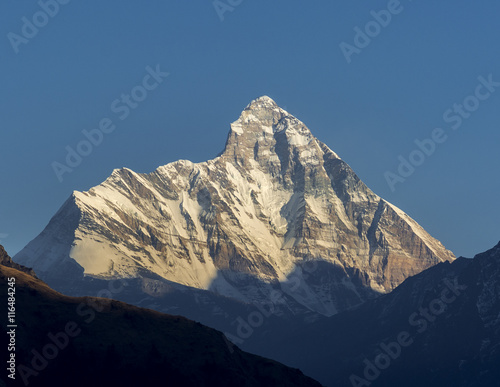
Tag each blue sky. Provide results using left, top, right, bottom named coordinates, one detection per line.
left=1, top=0, right=499, bottom=258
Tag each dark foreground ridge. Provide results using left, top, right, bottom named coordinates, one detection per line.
left=0, top=245, right=321, bottom=387
left=262, top=241, right=500, bottom=386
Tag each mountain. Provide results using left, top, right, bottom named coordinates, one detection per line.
left=262, top=242, right=500, bottom=387
left=0, top=246, right=321, bottom=387
left=14, top=96, right=454, bottom=320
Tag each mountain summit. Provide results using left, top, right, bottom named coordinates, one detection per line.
left=15, top=96, right=454, bottom=316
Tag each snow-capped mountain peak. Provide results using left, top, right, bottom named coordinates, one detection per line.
left=15, top=97, right=454, bottom=316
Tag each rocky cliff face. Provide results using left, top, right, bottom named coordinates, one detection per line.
left=0, top=244, right=37, bottom=278
left=15, top=96, right=454, bottom=316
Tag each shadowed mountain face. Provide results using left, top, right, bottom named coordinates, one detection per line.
left=15, top=96, right=454, bottom=319
left=261, top=242, right=500, bottom=387
left=0, top=246, right=321, bottom=387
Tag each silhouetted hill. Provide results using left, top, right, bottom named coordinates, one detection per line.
left=263, top=242, right=500, bottom=387
left=0, top=246, right=321, bottom=387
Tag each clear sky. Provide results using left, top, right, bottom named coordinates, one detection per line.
left=1, top=1, right=499, bottom=258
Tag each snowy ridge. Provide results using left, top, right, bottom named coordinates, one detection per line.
left=15, top=96, right=455, bottom=316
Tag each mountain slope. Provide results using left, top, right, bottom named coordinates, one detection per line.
left=15, top=96, right=454, bottom=316
left=262, top=242, right=500, bottom=387
left=0, top=246, right=321, bottom=387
